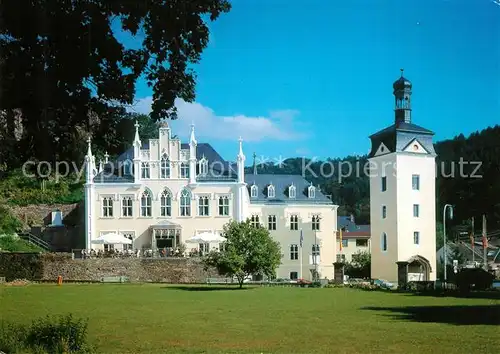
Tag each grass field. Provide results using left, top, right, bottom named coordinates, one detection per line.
left=1, top=284, right=499, bottom=353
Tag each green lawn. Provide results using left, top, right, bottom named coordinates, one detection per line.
left=1, top=284, right=499, bottom=353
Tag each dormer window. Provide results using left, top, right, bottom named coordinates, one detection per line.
left=267, top=184, right=275, bottom=198
left=289, top=185, right=296, bottom=199
left=199, top=157, right=208, bottom=176
left=250, top=184, right=258, bottom=198
left=308, top=185, right=315, bottom=198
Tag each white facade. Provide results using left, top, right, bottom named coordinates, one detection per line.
left=369, top=72, right=437, bottom=283
left=84, top=122, right=338, bottom=281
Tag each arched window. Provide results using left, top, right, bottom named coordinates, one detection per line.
left=199, top=157, right=208, bottom=176
left=250, top=185, right=258, bottom=198
left=160, top=189, right=172, bottom=217
left=381, top=232, right=388, bottom=251
left=289, top=185, right=296, bottom=199
left=180, top=162, right=189, bottom=178
left=140, top=189, right=152, bottom=217
left=160, top=154, right=170, bottom=178
left=267, top=184, right=275, bottom=198
left=308, top=185, right=315, bottom=198
left=180, top=189, right=191, bottom=216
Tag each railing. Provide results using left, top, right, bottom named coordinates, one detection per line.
left=71, top=248, right=204, bottom=259
left=18, top=232, right=52, bottom=251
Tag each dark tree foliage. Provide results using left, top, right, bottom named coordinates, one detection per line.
left=0, top=0, right=230, bottom=166
left=246, top=125, right=500, bottom=228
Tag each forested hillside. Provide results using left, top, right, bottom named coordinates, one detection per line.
left=1, top=117, right=499, bottom=231
left=245, top=125, right=500, bottom=229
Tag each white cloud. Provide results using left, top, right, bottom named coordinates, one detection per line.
left=127, top=96, right=306, bottom=142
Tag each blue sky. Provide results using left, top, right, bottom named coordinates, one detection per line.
left=127, top=0, right=499, bottom=162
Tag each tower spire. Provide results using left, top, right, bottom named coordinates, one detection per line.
left=393, top=69, right=412, bottom=124
left=134, top=120, right=141, bottom=144
left=86, top=136, right=92, bottom=158
left=253, top=152, right=257, bottom=175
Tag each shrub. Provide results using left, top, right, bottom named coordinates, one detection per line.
left=455, top=268, right=494, bottom=292
left=0, top=314, right=94, bottom=353
left=0, top=205, right=22, bottom=235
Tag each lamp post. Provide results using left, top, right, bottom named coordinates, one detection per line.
left=443, top=204, right=453, bottom=284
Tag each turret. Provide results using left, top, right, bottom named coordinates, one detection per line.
left=237, top=137, right=245, bottom=184
left=85, top=137, right=96, bottom=184
left=133, top=120, right=141, bottom=183
left=189, top=124, right=197, bottom=184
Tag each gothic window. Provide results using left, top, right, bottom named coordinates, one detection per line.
left=160, top=189, right=172, bottom=217
left=250, top=185, right=258, bottom=198
left=198, top=196, right=210, bottom=216
left=218, top=196, right=230, bottom=216
left=267, top=185, right=275, bottom=198
left=121, top=197, right=133, bottom=217
left=140, top=190, right=152, bottom=217
left=289, top=185, right=296, bottom=199
left=290, top=215, right=299, bottom=230
left=199, top=158, right=208, bottom=176
left=123, top=232, right=134, bottom=251
left=160, top=154, right=170, bottom=178
left=102, top=197, right=113, bottom=217
left=180, top=189, right=191, bottom=216
left=180, top=162, right=189, bottom=178
left=312, top=215, right=320, bottom=231
left=308, top=185, right=315, bottom=198
left=141, top=162, right=150, bottom=179
left=268, top=215, right=277, bottom=230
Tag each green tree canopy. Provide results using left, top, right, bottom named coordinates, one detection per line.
left=344, top=251, right=370, bottom=279
left=203, top=220, right=282, bottom=288
left=0, top=0, right=231, bottom=167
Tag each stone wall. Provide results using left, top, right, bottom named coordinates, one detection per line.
left=0, top=253, right=215, bottom=283
left=11, top=202, right=85, bottom=251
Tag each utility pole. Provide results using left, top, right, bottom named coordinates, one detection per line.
left=482, top=214, right=488, bottom=271
left=471, top=217, right=475, bottom=263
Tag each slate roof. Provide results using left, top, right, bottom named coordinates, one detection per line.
left=245, top=174, right=332, bottom=204
left=338, top=216, right=370, bottom=237
left=94, top=142, right=236, bottom=183
left=368, top=121, right=436, bottom=158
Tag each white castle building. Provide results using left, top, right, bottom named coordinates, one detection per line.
left=369, top=70, right=437, bottom=283
left=84, top=121, right=338, bottom=281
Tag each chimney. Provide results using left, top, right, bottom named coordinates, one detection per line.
left=350, top=214, right=355, bottom=223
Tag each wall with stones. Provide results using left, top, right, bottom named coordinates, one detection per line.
left=0, top=253, right=215, bottom=283
left=11, top=202, right=85, bottom=251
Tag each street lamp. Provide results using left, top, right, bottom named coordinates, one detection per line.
left=443, top=204, right=453, bottom=284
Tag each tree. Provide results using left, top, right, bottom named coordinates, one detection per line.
left=0, top=0, right=231, bottom=168
left=344, top=251, right=370, bottom=279
left=203, top=220, right=282, bottom=288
